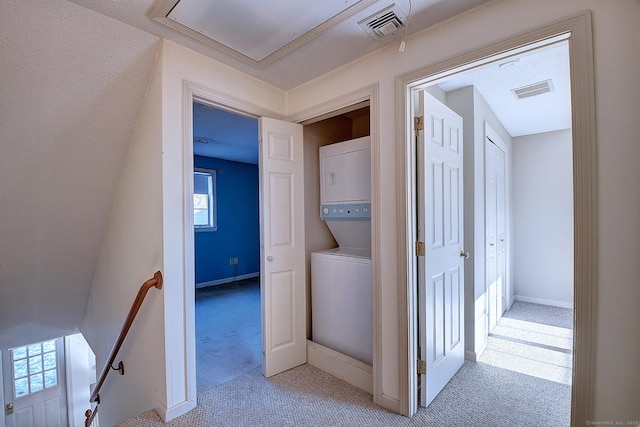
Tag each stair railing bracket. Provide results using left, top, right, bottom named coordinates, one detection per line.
left=111, top=361, right=125, bottom=375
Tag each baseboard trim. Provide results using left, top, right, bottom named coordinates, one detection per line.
left=195, top=272, right=259, bottom=288
left=514, top=295, right=573, bottom=309
left=465, top=350, right=478, bottom=362
left=156, top=398, right=196, bottom=423
left=306, top=340, right=373, bottom=394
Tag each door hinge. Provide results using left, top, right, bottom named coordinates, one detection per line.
left=416, top=241, right=425, bottom=257
left=417, top=359, right=426, bottom=375
left=414, top=116, right=424, bottom=131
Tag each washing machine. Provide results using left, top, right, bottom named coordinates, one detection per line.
left=311, top=136, right=373, bottom=364
left=311, top=248, right=372, bottom=364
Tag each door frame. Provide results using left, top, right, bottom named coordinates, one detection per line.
left=181, top=80, right=286, bottom=409
left=287, top=83, right=383, bottom=407
left=395, top=11, right=596, bottom=425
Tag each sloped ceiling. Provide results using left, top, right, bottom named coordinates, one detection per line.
left=0, top=0, right=160, bottom=349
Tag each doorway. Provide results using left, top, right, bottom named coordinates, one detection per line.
left=1, top=334, right=96, bottom=427
left=181, top=87, right=310, bottom=399
left=399, top=12, right=597, bottom=425
left=191, top=102, right=262, bottom=393
left=414, top=40, right=574, bottom=406
left=2, top=338, right=67, bottom=427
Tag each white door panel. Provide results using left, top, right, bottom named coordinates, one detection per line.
left=496, top=145, right=507, bottom=315
left=418, top=91, right=465, bottom=406
left=259, top=117, right=306, bottom=378
left=486, top=139, right=506, bottom=329
left=3, top=338, right=67, bottom=427
left=486, top=143, right=498, bottom=331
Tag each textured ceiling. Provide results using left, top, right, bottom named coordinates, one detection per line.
left=69, top=0, right=492, bottom=90
left=0, top=0, right=160, bottom=349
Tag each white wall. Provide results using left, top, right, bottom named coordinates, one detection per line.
left=159, top=40, right=287, bottom=421
left=65, top=334, right=97, bottom=427
left=84, top=39, right=288, bottom=425
left=513, top=129, right=573, bottom=307
left=286, top=0, right=640, bottom=421
left=81, top=45, right=166, bottom=427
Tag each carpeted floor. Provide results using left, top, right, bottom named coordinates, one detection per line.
left=118, top=299, right=572, bottom=427
left=479, top=301, right=573, bottom=386
left=195, top=278, right=262, bottom=393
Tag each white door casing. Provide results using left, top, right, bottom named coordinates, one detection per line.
left=259, top=117, right=306, bottom=378
left=418, top=91, right=465, bottom=406
left=2, top=338, right=67, bottom=427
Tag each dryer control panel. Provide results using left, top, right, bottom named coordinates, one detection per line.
left=320, top=203, right=371, bottom=220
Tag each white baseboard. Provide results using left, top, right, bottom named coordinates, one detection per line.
left=514, top=295, right=573, bottom=309
left=195, top=272, right=259, bottom=288
left=306, top=340, right=373, bottom=394
left=465, top=350, right=478, bottom=362
left=156, top=398, right=196, bottom=423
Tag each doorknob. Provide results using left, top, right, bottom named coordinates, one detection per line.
left=6, top=402, right=13, bottom=414
left=460, top=251, right=470, bottom=259
left=267, top=256, right=273, bottom=261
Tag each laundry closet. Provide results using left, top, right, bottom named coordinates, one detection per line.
left=303, top=103, right=373, bottom=386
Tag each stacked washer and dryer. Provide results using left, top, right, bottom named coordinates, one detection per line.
left=311, top=136, right=372, bottom=365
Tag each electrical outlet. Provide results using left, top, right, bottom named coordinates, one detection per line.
left=233, top=257, right=238, bottom=264
left=229, top=258, right=234, bottom=265
left=229, top=257, right=239, bottom=265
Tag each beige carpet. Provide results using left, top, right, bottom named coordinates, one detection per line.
left=119, top=301, right=571, bottom=427
left=117, top=361, right=569, bottom=427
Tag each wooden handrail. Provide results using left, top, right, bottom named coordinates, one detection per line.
left=84, top=271, right=163, bottom=427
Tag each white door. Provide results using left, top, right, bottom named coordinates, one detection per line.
left=418, top=91, right=465, bottom=406
left=485, top=141, right=498, bottom=331
left=486, top=139, right=506, bottom=331
left=2, top=338, right=68, bottom=427
left=259, top=117, right=306, bottom=378
left=496, top=143, right=506, bottom=317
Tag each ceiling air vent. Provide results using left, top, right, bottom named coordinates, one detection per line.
left=512, top=79, right=555, bottom=100
left=358, top=4, right=407, bottom=40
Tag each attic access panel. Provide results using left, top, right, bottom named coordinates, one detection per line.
left=158, top=0, right=373, bottom=67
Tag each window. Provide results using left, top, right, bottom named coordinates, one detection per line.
left=11, top=340, right=58, bottom=398
left=194, top=168, right=217, bottom=231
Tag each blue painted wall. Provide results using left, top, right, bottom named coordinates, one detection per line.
left=194, top=156, right=259, bottom=284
